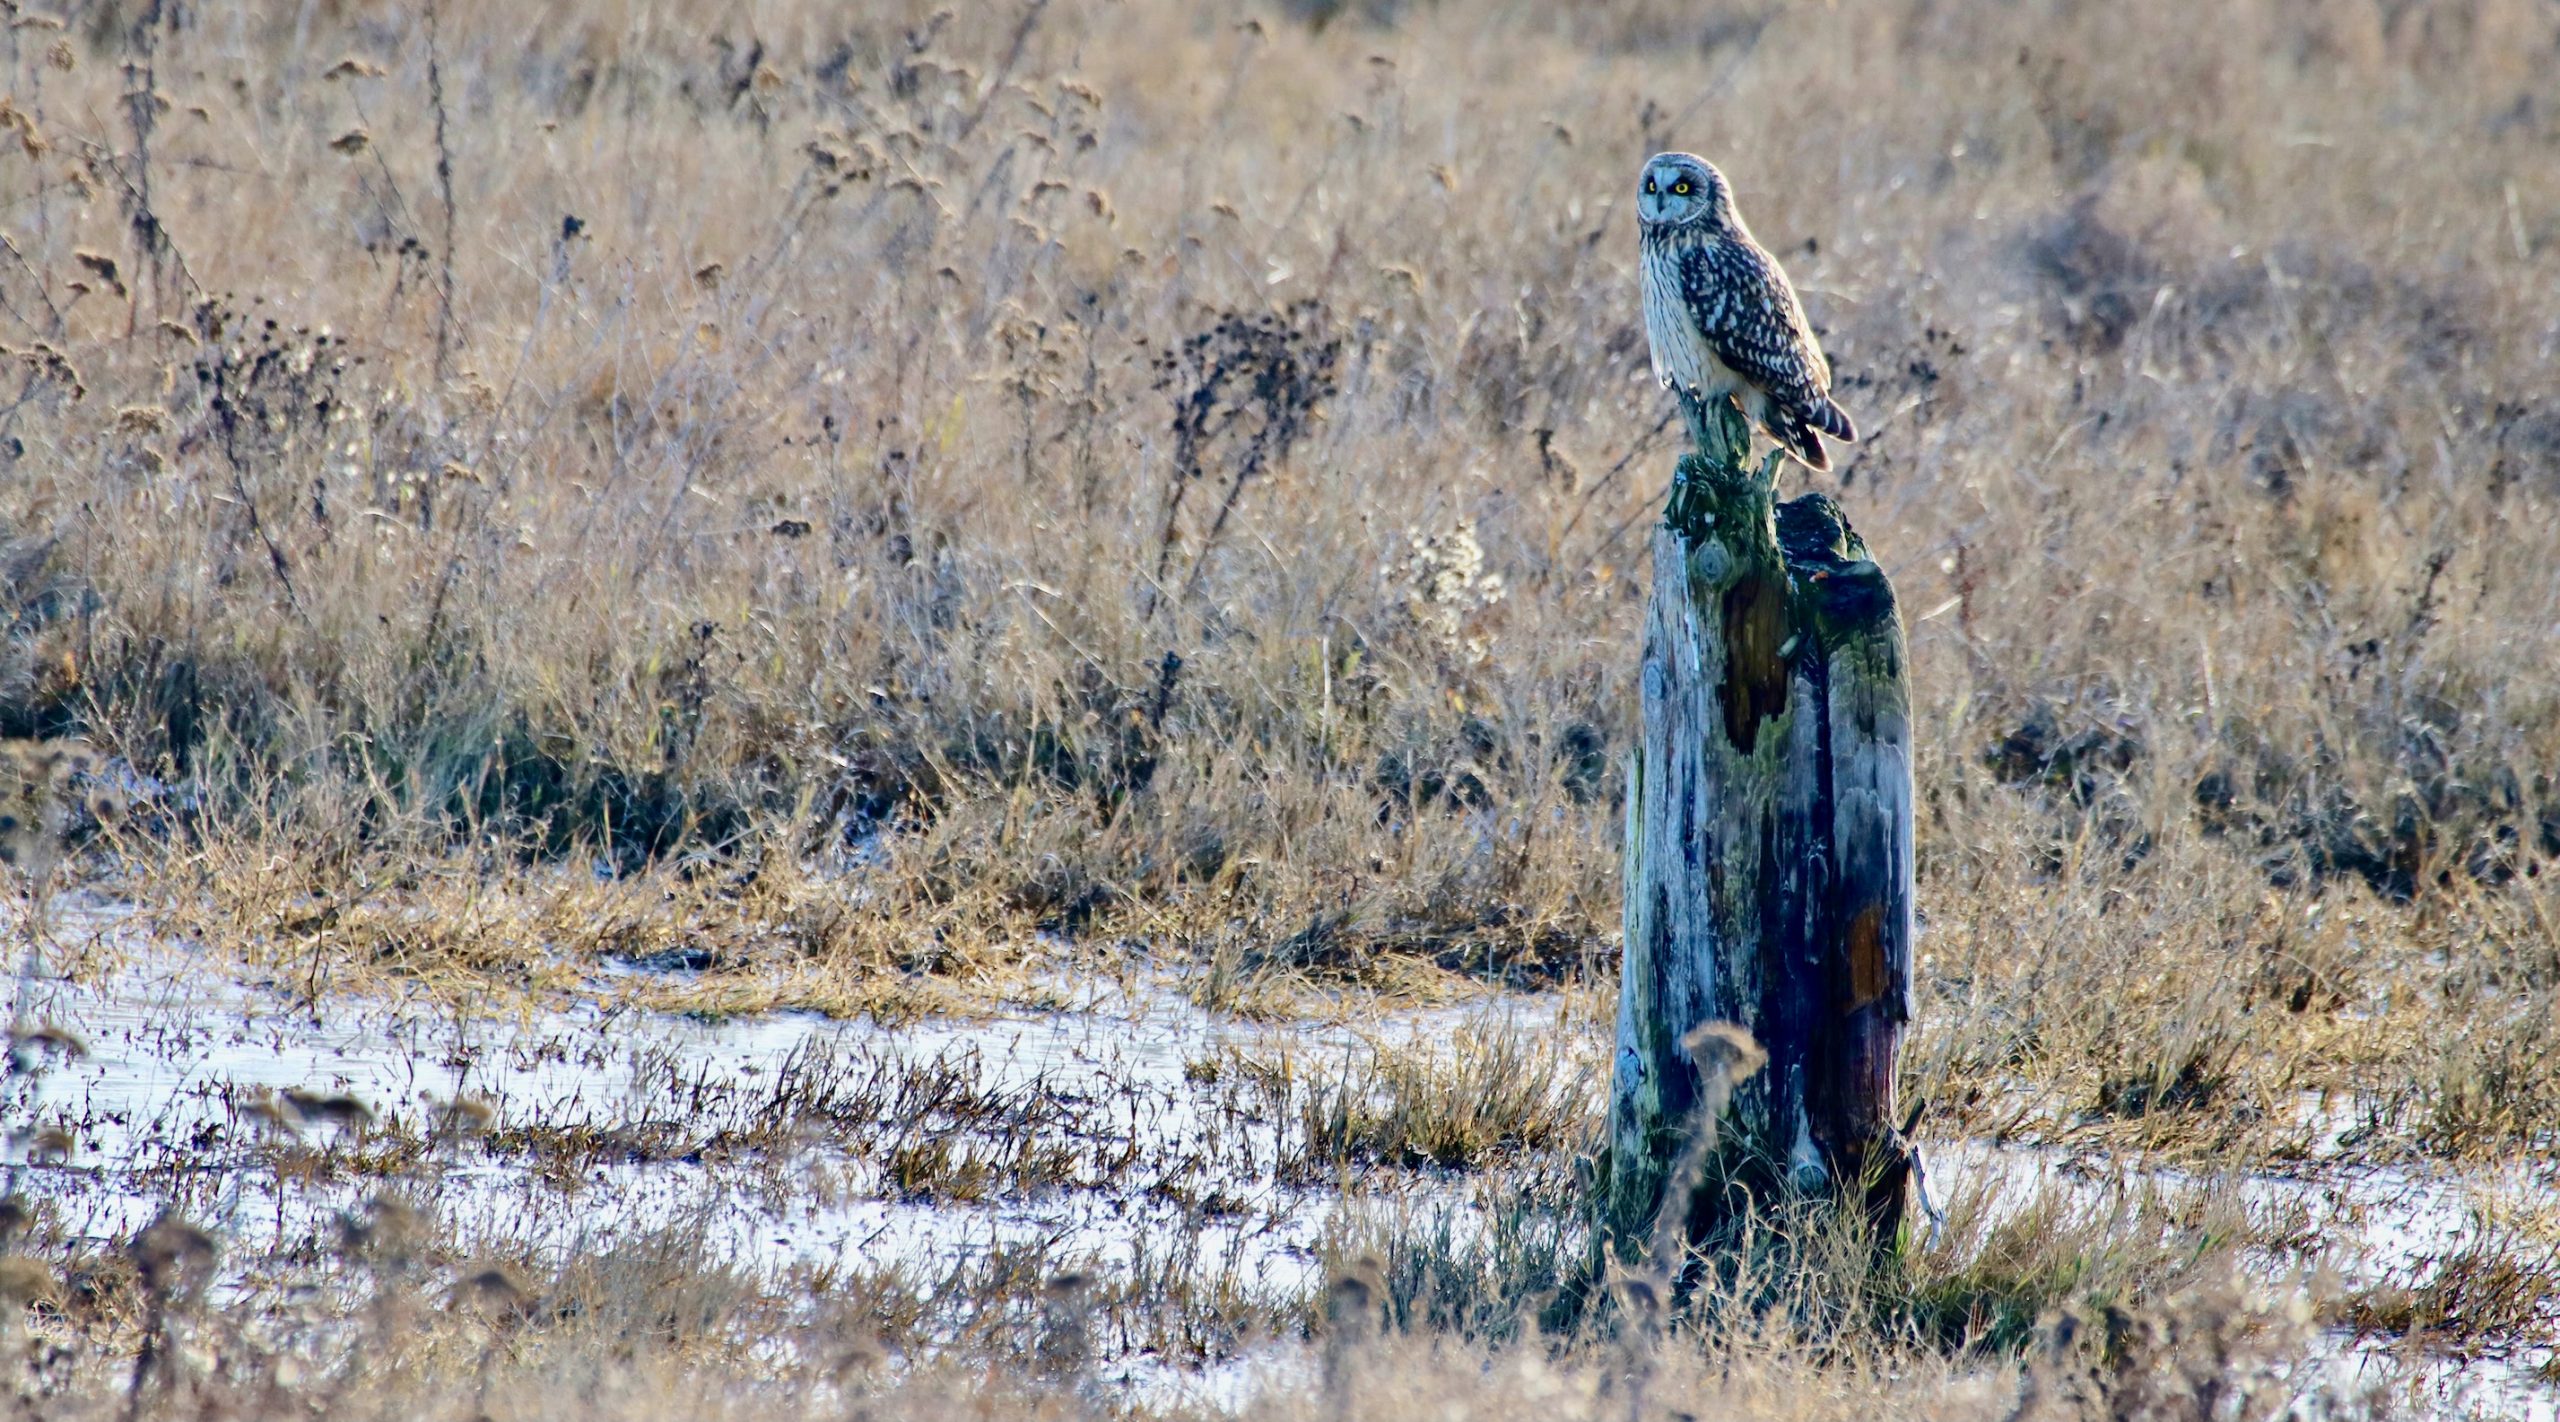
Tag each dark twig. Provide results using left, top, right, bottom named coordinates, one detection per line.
left=0, top=232, right=66, bottom=337
left=230, top=467, right=305, bottom=617
left=1646, top=1022, right=1767, bottom=1273
left=119, top=0, right=165, bottom=335
left=427, top=3, right=458, bottom=382
left=957, top=0, right=1051, bottom=140
left=1146, top=305, right=1340, bottom=620
left=1558, top=404, right=1679, bottom=571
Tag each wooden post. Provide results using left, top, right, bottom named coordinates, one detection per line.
left=1604, top=394, right=1913, bottom=1260
left=1785, top=492, right=1915, bottom=1238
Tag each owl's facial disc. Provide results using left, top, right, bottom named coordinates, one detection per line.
left=1638, top=155, right=1712, bottom=226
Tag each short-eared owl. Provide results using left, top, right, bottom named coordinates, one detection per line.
left=1638, top=152, right=1856, bottom=471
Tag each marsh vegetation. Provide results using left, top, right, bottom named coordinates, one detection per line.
left=0, top=0, right=2555, bottom=1415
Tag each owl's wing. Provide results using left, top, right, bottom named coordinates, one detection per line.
left=1682, top=240, right=1853, bottom=441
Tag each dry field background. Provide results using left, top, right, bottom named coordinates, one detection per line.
left=0, top=0, right=2557, bottom=1414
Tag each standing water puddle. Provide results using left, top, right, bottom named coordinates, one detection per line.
left=12, top=895, right=1529, bottom=1313
left=5, top=895, right=2552, bottom=1416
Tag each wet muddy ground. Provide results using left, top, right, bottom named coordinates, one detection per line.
left=8, top=892, right=2553, bottom=1417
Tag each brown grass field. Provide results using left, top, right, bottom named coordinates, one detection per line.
left=0, top=0, right=2557, bottom=1415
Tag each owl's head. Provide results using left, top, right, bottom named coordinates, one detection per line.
left=1636, top=153, right=1730, bottom=231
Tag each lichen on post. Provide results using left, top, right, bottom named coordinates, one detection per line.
left=1783, top=492, right=1915, bottom=1241
left=1604, top=390, right=1914, bottom=1260
left=1606, top=393, right=1796, bottom=1250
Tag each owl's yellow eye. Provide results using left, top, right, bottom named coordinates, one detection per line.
left=1673, top=181, right=1691, bottom=195
left=1645, top=178, right=1657, bottom=194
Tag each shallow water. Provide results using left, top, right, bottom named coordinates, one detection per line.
left=15, top=894, right=1523, bottom=1304
left=1924, top=1140, right=2558, bottom=1419
left=7, top=893, right=2553, bottom=1417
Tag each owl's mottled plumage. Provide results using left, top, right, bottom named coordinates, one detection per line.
left=1638, top=152, right=1855, bottom=471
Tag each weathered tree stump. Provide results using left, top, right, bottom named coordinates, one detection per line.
left=1604, top=394, right=1913, bottom=1261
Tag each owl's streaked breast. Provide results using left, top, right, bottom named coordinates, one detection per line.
left=1641, top=233, right=1740, bottom=401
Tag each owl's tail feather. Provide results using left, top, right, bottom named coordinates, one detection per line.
left=1809, top=396, right=1858, bottom=443
left=1768, top=408, right=1833, bottom=472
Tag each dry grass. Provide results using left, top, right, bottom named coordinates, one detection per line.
left=1237, top=1012, right=1599, bottom=1175
left=0, top=1174, right=2358, bottom=1422
left=0, top=0, right=2556, bottom=1413
left=0, top=0, right=2544, bottom=1164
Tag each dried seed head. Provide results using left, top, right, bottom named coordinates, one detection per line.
left=281, top=1088, right=374, bottom=1130
left=0, top=101, right=46, bottom=160
left=1614, top=1271, right=1663, bottom=1320
left=830, top=1338, right=888, bottom=1382
left=335, top=1197, right=421, bottom=1264
left=1325, top=1254, right=1384, bottom=1332
left=323, top=57, right=387, bottom=81
left=428, top=1093, right=494, bottom=1136
left=20, top=1127, right=72, bottom=1165
left=131, top=1213, right=217, bottom=1288
left=243, top=1090, right=302, bottom=1138
left=72, top=251, right=123, bottom=298
left=452, top=1261, right=533, bottom=1320
left=14, top=1023, right=87, bottom=1060
left=1681, top=1021, right=1768, bottom=1089
left=113, top=404, right=172, bottom=436
left=0, top=1256, right=55, bottom=1305
left=0, top=740, right=78, bottom=874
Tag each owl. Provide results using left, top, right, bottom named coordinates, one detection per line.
left=1638, top=152, right=1856, bottom=472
